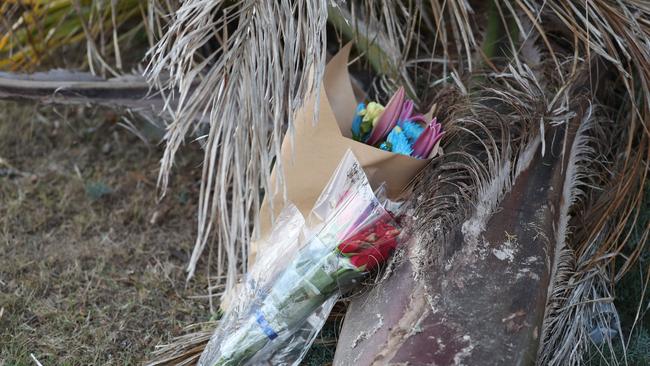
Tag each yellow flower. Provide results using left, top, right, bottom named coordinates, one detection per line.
left=359, top=102, right=385, bottom=127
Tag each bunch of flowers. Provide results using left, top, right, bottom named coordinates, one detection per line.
left=198, top=153, right=403, bottom=366
left=352, top=87, right=445, bottom=158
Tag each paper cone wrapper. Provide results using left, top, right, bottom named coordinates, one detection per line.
left=250, top=44, right=435, bottom=267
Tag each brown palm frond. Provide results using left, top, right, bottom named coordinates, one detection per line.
left=521, top=2, right=650, bottom=363
left=147, top=322, right=217, bottom=366
left=340, top=0, right=480, bottom=101
left=479, top=1, right=650, bottom=360
left=507, top=0, right=650, bottom=267
left=539, top=110, right=648, bottom=364
left=538, top=102, right=630, bottom=365
left=146, top=0, right=330, bottom=296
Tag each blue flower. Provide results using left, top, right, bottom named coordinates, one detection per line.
left=386, top=126, right=413, bottom=156
left=351, top=103, right=367, bottom=141
left=401, top=121, right=424, bottom=143
left=379, top=141, right=391, bottom=151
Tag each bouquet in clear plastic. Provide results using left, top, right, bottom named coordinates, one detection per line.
left=198, top=150, right=405, bottom=366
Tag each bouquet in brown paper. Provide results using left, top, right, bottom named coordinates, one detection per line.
left=252, top=44, right=443, bottom=264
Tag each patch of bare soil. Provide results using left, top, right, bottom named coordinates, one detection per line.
left=0, top=101, right=210, bottom=365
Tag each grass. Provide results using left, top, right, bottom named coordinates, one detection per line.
left=0, top=101, right=211, bottom=365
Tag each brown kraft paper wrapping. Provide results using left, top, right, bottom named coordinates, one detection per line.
left=250, top=44, right=436, bottom=267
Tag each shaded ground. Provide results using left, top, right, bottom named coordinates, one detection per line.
left=0, top=101, right=210, bottom=365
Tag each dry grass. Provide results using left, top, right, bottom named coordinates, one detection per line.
left=0, top=101, right=211, bottom=365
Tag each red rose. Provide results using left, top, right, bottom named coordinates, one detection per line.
left=337, top=226, right=376, bottom=255
left=339, top=218, right=400, bottom=271
left=349, top=236, right=398, bottom=271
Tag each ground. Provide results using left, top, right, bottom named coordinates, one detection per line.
left=0, top=101, right=338, bottom=366
left=0, top=101, right=209, bottom=365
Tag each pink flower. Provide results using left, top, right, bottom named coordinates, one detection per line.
left=366, top=87, right=406, bottom=146
left=412, top=117, right=445, bottom=159
left=397, top=100, right=414, bottom=125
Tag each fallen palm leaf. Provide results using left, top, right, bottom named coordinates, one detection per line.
left=0, top=70, right=161, bottom=110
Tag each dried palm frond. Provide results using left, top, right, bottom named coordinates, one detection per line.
left=537, top=103, right=626, bottom=365
left=538, top=104, right=649, bottom=364
left=146, top=0, right=329, bottom=296
left=467, top=0, right=650, bottom=363
left=508, top=0, right=650, bottom=261
left=505, top=1, right=650, bottom=364
left=330, top=0, right=481, bottom=102
left=148, top=322, right=217, bottom=366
